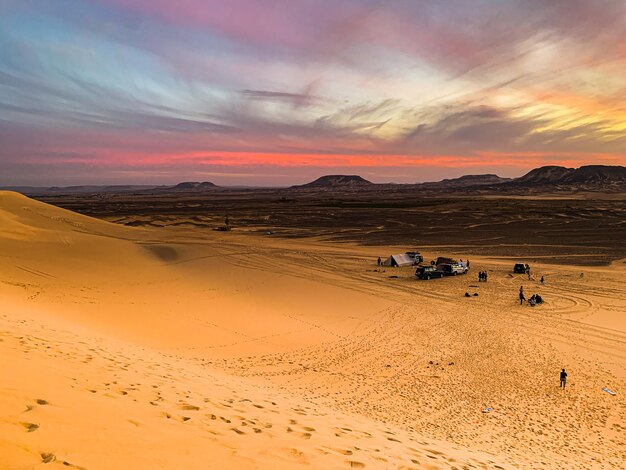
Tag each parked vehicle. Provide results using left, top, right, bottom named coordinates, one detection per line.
left=405, top=251, right=424, bottom=264
left=441, top=263, right=468, bottom=276
left=416, top=265, right=445, bottom=280
left=513, top=263, right=526, bottom=274
left=433, top=256, right=455, bottom=267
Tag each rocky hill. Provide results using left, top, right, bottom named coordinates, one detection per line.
left=512, top=165, right=626, bottom=190
left=420, top=174, right=511, bottom=188
left=294, top=175, right=374, bottom=189
left=169, top=181, right=218, bottom=191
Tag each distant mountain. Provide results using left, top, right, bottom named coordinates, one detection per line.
left=514, top=166, right=575, bottom=184
left=0, top=181, right=219, bottom=195
left=513, top=165, right=626, bottom=188
left=169, top=181, right=218, bottom=191
left=294, top=175, right=374, bottom=189
left=420, top=174, right=512, bottom=188
left=0, top=185, right=167, bottom=195
left=560, top=165, right=626, bottom=183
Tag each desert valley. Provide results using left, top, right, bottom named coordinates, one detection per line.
left=1, top=166, right=625, bottom=469
left=3, top=1, right=626, bottom=467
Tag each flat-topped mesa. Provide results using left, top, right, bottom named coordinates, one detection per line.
left=420, top=174, right=511, bottom=188
left=170, top=181, right=218, bottom=190
left=293, top=175, right=374, bottom=189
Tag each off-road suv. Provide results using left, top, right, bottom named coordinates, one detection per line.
left=441, top=263, right=468, bottom=276
left=405, top=251, right=424, bottom=264
left=513, top=263, right=526, bottom=274
left=416, top=265, right=445, bottom=280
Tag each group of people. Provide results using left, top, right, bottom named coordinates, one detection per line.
left=478, top=271, right=488, bottom=282
left=519, top=286, right=543, bottom=306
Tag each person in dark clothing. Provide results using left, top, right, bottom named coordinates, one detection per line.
left=377, top=257, right=382, bottom=267
left=519, top=286, right=525, bottom=305
left=467, top=259, right=470, bottom=269
left=560, top=369, right=567, bottom=388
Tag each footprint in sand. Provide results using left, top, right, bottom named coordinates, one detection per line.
left=61, top=460, right=88, bottom=470
left=425, top=448, right=443, bottom=456
left=179, top=404, right=200, bottom=411
left=347, top=461, right=365, bottom=468
left=326, top=447, right=353, bottom=456
left=21, top=422, right=39, bottom=432
left=41, top=452, right=56, bottom=463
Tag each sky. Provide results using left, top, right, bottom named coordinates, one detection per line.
left=1, top=0, right=625, bottom=186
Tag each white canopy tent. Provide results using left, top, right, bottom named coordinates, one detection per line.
left=383, top=254, right=415, bottom=267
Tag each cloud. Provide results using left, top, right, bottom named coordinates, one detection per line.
left=240, top=81, right=323, bottom=109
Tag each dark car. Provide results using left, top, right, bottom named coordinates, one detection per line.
left=513, top=263, right=526, bottom=274
left=416, top=265, right=445, bottom=280
left=434, top=256, right=456, bottom=266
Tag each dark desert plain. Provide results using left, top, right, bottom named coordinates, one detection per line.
left=31, top=169, right=626, bottom=266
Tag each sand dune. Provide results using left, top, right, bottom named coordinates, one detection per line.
left=1, top=191, right=625, bottom=468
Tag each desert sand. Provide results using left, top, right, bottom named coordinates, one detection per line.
left=1, top=190, right=625, bottom=469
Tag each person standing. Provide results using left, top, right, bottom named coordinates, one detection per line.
left=540, top=275, right=545, bottom=285
left=519, top=286, right=525, bottom=305
left=560, top=368, right=567, bottom=388
left=377, top=257, right=382, bottom=267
